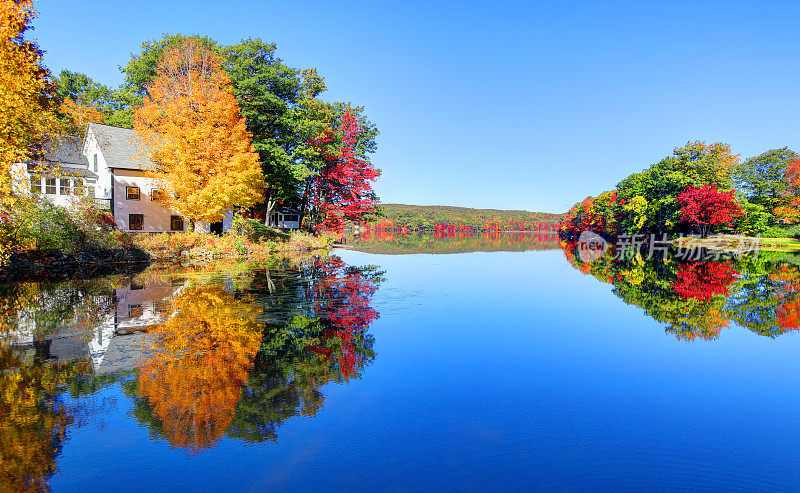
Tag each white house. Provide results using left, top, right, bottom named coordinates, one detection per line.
left=10, top=135, right=103, bottom=208
left=12, top=123, right=234, bottom=234
left=268, top=206, right=301, bottom=229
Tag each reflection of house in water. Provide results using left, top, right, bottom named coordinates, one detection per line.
left=6, top=278, right=187, bottom=374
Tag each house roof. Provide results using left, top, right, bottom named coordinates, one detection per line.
left=87, top=122, right=153, bottom=170
left=32, top=135, right=89, bottom=167
left=29, top=164, right=99, bottom=179
left=274, top=206, right=301, bottom=214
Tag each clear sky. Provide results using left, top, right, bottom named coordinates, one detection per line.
left=32, top=0, right=800, bottom=213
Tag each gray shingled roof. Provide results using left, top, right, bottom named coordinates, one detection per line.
left=88, top=122, right=153, bottom=170
left=33, top=135, right=89, bottom=166
left=29, top=164, right=98, bottom=179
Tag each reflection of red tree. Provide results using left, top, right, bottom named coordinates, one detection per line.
left=672, top=261, right=739, bottom=301
left=309, top=258, right=379, bottom=379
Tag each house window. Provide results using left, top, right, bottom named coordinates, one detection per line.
left=128, top=304, right=143, bottom=318
left=73, top=179, right=84, bottom=195
left=284, top=214, right=299, bottom=222
left=93, top=154, right=98, bottom=172
left=87, top=186, right=95, bottom=198
left=151, top=189, right=163, bottom=202
left=129, top=214, right=143, bottom=231
left=130, top=283, right=144, bottom=291
left=45, top=178, right=56, bottom=195
left=30, top=176, right=42, bottom=194
left=60, top=178, right=71, bottom=195
left=170, top=215, right=184, bottom=231
left=126, top=186, right=140, bottom=200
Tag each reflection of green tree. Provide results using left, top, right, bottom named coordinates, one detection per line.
left=229, top=315, right=375, bottom=443
left=0, top=279, right=117, bottom=345
left=561, top=242, right=800, bottom=340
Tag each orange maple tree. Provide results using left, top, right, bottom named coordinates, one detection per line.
left=774, top=157, right=800, bottom=223
left=0, top=0, right=58, bottom=207
left=134, top=39, right=264, bottom=229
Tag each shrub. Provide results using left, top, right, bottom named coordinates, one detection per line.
left=1, top=196, right=124, bottom=254
left=230, top=213, right=289, bottom=242
left=763, top=224, right=800, bottom=239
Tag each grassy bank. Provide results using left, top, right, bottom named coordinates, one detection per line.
left=134, top=229, right=333, bottom=262
left=673, top=234, right=800, bottom=253
left=1, top=200, right=333, bottom=279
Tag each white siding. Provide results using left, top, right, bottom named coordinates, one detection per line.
left=11, top=162, right=99, bottom=208
left=112, top=169, right=193, bottom=232
left=83, top=128, right=113, bottom=200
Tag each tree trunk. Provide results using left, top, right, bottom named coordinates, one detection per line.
left=264, top=195, right=276, bottom=226
left=299, top=178, right=312, bottom=232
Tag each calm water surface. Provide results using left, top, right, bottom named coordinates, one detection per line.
left=3, top=233, right=800, bottom=491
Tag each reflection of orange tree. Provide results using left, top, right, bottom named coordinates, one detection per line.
left=134, top=284, right=264, bottom=450
left=0, top=346, right=89, bottom=492
left=772, top=265, right=800, bottom=330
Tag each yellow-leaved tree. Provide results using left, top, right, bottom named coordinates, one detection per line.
left=133, top=39, right=263, bottom=230
left=60, top=98, right=104, bottom=136
left=0, top=0, right=57, bottom=207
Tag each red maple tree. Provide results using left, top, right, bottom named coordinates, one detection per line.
left=676, top=184, right=742, bottom=238
left=310, top=109, right=380, bottom=233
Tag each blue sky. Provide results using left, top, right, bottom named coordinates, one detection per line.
left=32, top=0, right=800, bottom=213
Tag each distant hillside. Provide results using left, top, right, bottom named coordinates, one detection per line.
left=364, top=204, right=563, bottom=231
left=346, top=230, right=561, bottom=255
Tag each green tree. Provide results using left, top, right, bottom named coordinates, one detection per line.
left=733, top=147, right=798, bottom=216
left=118, top=34, right=379, bottom=224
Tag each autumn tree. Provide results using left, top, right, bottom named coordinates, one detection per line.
left=0, top=0, right=57, bottom=207
left=53, top=70, right=131, bottom=131
left=59, top=98, right=104, bottom=135
left=773, top=157, right=800, bottom=223
left=120, top=34, right=379, bottom=223
left=676, top=184, right=742, bottom=238
left=733, top=147, right=798, bottom=216
left=308, top=108, right=380, bottom=232
left=133, top=39, right=264, bottom=229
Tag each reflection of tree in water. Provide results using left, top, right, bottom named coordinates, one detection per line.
left=0, top=346, right=91, bottom=492
left=125, top=256, right=383, bottom=449
left=560, top=241, right=800, bottom=340
left=129, top=284, right=264, bottom=450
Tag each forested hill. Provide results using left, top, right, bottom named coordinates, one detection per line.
left=366, top=204, right=563, bottom=231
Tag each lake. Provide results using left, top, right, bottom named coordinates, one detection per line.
left=3, top=232, right=800, bottom=491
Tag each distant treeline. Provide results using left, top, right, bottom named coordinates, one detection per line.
left=363, top=204, right=563, bottom=232
left=347, top=230, right=561, bottom=255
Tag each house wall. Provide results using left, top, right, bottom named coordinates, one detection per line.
left=83, top=128, right=114, bottom=200
left=111, top=169, right=232, bottom=233
left=269, top=212, right=301, bottom=229
left=112, top=169, right=195, bottom=232
left=10, top=162, right=99, bottom=208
